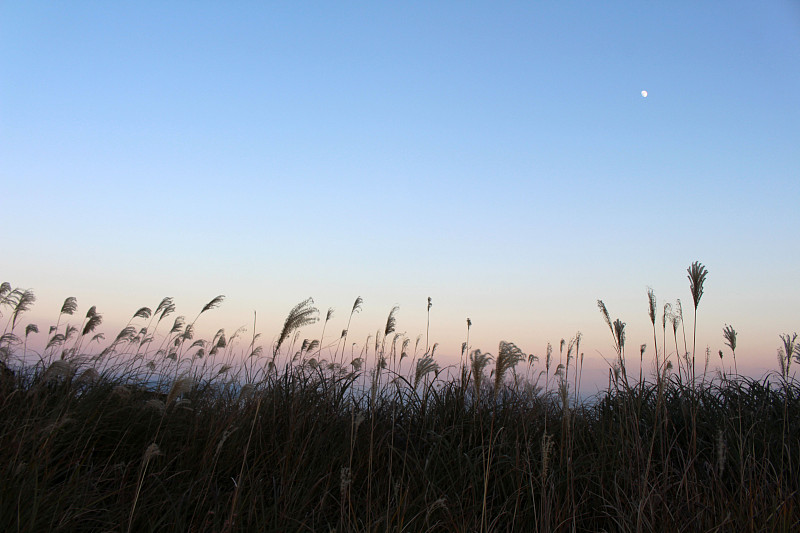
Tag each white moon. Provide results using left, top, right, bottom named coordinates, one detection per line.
left=641, top=90, right=648, bottom=98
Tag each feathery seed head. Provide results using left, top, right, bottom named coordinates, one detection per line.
left=274, top=298, right=318, bottom=356
left=384, top=305, right=399, bottom=336
left=647, top=287, right=657, bottom=325
left=201, top=295, right=225, bottom=314
left=133, top=307, right=152, bottom=319
left=613, top=319, right=626, bottom=352
left=144, top=398, right=166, bottom=414
left=414, top=356, right=439, bottom=388
left=44, top=360, right=75, bottom=380
left=170, top=316, right=185, bottom=335
left=167, top=376, right=194, bottom=404
left=60, top=297, right=78, bottom=316
left=11, top=289, right=36, bottom=331
left=157, top=298, right=176, bottom=323
left=723, top=324, right=737, bottom=353
left=143, top=443, right=163, bottom=463
left=687, top=261, right=708, bottom=309
left=82, top=309, right=103, bottom=336
left=494, top=341, right=526, bottom=394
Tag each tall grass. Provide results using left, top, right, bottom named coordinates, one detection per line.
left=1, top=263, right=799, bottom=532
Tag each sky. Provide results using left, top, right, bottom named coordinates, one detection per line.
left=2, top=1, right=799, bottom=391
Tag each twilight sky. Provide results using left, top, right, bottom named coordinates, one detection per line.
left=2, top=1, right=799, bottom=390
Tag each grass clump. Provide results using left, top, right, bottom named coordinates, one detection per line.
left=1, top=264, right=799, bottom=532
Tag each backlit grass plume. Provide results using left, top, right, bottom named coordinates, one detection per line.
left=723, top=324, right=738, bottom=376
left=470, top=349, right=492, bottom=399
left=647, top=288, right=659, bottom=369
left=9, top=289, right=35, bottom=332
left=778, top=332, right=798, bottom=378
left=274, top=298, right=318, bottom=357
left=494, top=341, right=526, bottom=396
left=414, top=355, right=438, bottom=389
left=687, top=261, right=708, bottom=380
left=0, top=269, right=799, bottom=532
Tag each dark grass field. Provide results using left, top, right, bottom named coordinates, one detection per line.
left=1, top=272, right=799, bottom=532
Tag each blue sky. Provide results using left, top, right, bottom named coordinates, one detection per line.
left=2, top=1, right=799, bottom=388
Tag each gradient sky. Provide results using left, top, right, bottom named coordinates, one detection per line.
left=2, top=1, right=799, bottom=391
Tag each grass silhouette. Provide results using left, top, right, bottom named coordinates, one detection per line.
left=0, top=262, right=798, bottom=532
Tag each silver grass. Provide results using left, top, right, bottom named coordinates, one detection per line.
left=613, top=319, right=626, bottom=354
left=11, top=289, right=35, bottom=331
left=687, top=261, right=708, bottom=310
left=229, top=325, right=246, bottom=343
left=249, top=346, right=263, bottom=358
left=647, top=288, right=659, bottom=369
left=156, top=298, right=175, bottom=323
left=414, top=356, right=439, bottom=388
left=60, top=297, right=78, bottom=316
left=687, top=261, right=708, bottom=378
left=143, top=443, right=162, bottom=463
left=169, top=316, right=185, bottom=335
left=208, top=331, right=228, bottom=355
left=384, top=305, right=399, bottom=337
left=0, top=282, right=11, bottom=302
left=181, top=324, right=194, bottom=342
left=647, top=287, right=657, bottom=326
left=597, top=300, right=612, bottom=334
left=44, top=360, right=75, bottom=380
left=25, top=324, right=38, bottom=337
left=470, top=349, right=493, bottom=398
left=167, top=376, right=194, bottom=405
left=723, top=325, right=737, bottom=354
left=144, top=399, right=166, bottom=414
left=133, top=307, right=152, bottom=320
left=0, top=286, right=20, bottom=313
left=274, top=298, right=318, bottom=356
left=238, top=383, right=255, bottom=401
left=115, top=326, right=137, bottom=344
left=201, top=295, right=225, bottom=314
left=300, top=338, right=312, bottom=354
left=82, top=307, right=103, bottom=336
left=0, top=333, right=21, bottom=346
left=46, top=334, right=66, bottom=350
left=778, top=332, right=797, bottom=377
left=494, top=341, right=526, bottom=395
left=401, top=337, right=411, bottom=361
left=306, top=339, right=319, bottom=353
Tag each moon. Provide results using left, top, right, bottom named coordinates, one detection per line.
left=641, top=90, right=648, bottom=98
